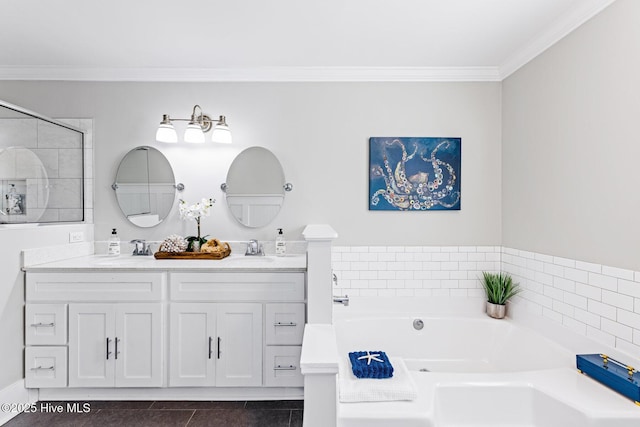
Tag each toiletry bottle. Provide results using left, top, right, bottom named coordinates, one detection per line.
left=275, top=228, right=286, bottom=256
left=108, top=228, right=121, bottom=256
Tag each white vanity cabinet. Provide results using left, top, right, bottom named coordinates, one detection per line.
left=169, top=303, right=262, bottom=387
left=24, top=257, right=307, bottom=399
left=25, top=271, right=165, bottom=389
left=68, top=303, right=163, bottom=387
left=168, top=272, right=305, bottom=388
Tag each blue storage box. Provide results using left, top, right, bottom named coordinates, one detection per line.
left=348, top=351, right=394, bottom=379
left=576, top=354, right=640, bottom=405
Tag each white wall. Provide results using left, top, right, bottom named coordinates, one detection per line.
left=502, top=0, right=640, bottom=271
left=500, top=0, right=640, bottom=358
left=0, top=82, right=502, bottom=247
left=0, top=223, right=93, bottom=390
left=0, top=115, right=94, bottom=392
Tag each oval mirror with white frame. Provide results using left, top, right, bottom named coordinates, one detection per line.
left=113, top=146, right=180, bottom=227
left=223, top=146, right=291, bottom=228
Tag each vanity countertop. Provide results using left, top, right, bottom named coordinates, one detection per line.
left=23, top=253, right=307, bottom=272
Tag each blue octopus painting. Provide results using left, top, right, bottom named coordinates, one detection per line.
left=369, top=137, right=461, bottom=211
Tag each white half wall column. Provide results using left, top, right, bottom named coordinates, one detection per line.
left=302, top=224, right=338, bottom=324
left=300, top=325, right=339, bottom=427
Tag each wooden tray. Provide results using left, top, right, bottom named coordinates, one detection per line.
left=154, top=242, right=231, bottom=260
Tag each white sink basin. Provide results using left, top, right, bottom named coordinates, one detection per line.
left=223, top=255, right=276, bottom=264
left=94, top=255, right=156, bottom=266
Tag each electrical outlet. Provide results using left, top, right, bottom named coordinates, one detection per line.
left=69, top=231, right=84, bottom=243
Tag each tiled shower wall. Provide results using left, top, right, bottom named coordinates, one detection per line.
left=0, top=118, right=93, bottom=223
left=332, top=245, right=640, bottom=355
left=61, top=118, right=94, bottom=224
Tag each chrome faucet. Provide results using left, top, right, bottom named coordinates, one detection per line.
left=245, top=239, right=265, bottom=256
left=332, top=272, right=349, bottom=305
left=130, top=239, right=151, bottom=256
left=333, top=295, right=349, bottom=306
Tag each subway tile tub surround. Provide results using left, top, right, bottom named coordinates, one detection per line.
left=332, top=245, right=640, bottom=357
left=324, top=246, right=640, bottom=427
left=502, top=247, right=640, bottom=357
left=331, top=246, right=501, bottom=298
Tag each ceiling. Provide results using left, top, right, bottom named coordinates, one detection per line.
left=0, top=0, right=616, bottom=82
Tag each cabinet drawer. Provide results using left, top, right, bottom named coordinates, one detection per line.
left=265, top=303, right=305, bottom=345
left=170, top=272, right=304, bottom=301
left=264, top=346, right=303, bottom=387
left=26, top=272, right=164, bottom=302
left=25, top=304, right=67, bottom=345
left=25, top=346, right=67, bottom=388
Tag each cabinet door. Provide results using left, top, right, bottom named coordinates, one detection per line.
left=68, top=304, right=115, bottom=387
left=115, top=303, right=163, bottom=387
left=169, top=303, right=216, bottom=386
left=216, top=303, right=262, bottom=387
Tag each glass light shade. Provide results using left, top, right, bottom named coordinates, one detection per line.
left=155, top=123, right=178, bottom=143
left=184, top=123, right=205, bottom=143
left=212, top=124, right=232, bottom=144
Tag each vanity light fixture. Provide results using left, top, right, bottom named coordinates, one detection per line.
left=156, top=105, right=232, bottom=144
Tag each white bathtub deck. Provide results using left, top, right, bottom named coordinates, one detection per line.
left=332, top=297, right=640, bottom=427
left=338, top=368, right=640, bottom=427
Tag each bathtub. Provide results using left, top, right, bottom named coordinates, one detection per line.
left=332, top=298, right=640, bottom=427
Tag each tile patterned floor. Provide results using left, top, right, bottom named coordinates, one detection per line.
left=3, top=401, right=303, bottom=427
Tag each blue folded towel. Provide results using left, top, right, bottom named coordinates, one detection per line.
left=348, top=351, right=394, bottom=379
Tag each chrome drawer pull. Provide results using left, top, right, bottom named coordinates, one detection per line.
left=274, top=322, right=297, bottom=327
left=30, top=366, right=55, bottom=371
left=30, top=322, right=55, bottom=327
left=274, top=365, right=296, bottom=371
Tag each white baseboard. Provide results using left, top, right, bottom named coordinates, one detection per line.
left=39, top=386, right=303, bottom=401
left=0, top=380, right=37, bottom=426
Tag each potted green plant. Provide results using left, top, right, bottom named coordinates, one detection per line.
left=480, top=272, right=521, bottom=319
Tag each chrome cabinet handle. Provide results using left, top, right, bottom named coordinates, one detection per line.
left=208, top=337, right=213, bottom=359
left=30, top=366, right=55, bottom=371
left=274, top=322, right=297, bottom=327
left=106, top=337, right=112, bottom=360
left=30, top=322, right=55, bottom=327
left=115, top=337, right=120, bottom=360
left=274, top=365, right=296, bottom=371
left=217, top=337, right=221, bottom=359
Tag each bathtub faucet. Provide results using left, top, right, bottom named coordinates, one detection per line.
left=333, top=295, right=349, bottom=306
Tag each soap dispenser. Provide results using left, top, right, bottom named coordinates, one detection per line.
left=108, top=228, right=121, bottom=256
left=275, top=228, right=286, bottom=256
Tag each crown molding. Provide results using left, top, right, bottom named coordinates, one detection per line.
left=0, top=1, right=615, bottom=83
left=0, top=66, right=501, bottom=82
left=499, top=0, right=617, bottom=79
